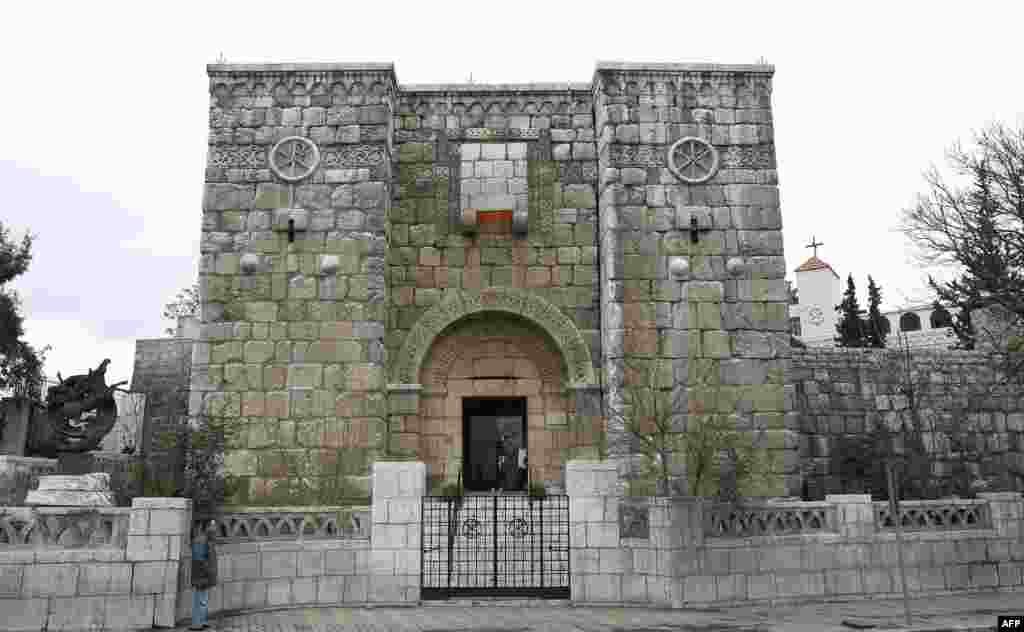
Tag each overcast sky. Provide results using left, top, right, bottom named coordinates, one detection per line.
left=2, top=1, right=1022, bottom=388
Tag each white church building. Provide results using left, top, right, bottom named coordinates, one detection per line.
left=789, top=245, right=955, bottom=350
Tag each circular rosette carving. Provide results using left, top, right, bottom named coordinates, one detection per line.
left=668, top=137, right=719, bottom=184
left=268, top=136, right=321, bottom=182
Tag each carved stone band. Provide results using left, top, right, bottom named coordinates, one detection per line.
left=668, top=137, right=719, bottom=184
left=269, top=136, right=321, bottom=182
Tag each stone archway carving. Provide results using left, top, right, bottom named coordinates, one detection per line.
left=391, top=287, right=597, bottom=387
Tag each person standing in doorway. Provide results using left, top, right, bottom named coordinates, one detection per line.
left=501, top=433, right=519, bottom=491
left=190, top=520, right=219, bottom=630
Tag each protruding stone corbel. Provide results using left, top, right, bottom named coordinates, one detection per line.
left=726, top=257, right=746, bottom=277
left=273, top=208, right=309, bottom=243
left=512, top=208, right=529, bottom=235
left=669, top=256, right=690, bottom=279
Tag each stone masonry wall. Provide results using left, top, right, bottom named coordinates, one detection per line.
left=593, top=63, right=793, bottom=496
left=131, top=339, right=193, bottom=492
left=791, top=349, right=1024, bottom=499
left=198, top=64, right=396, bottom=506
left=387, top=84, right=602, bottom=487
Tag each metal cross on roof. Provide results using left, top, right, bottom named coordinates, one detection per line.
left=806, top=236, right=824, bottom=257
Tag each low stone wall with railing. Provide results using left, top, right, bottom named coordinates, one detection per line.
left=0, top=498, right=190, bottom=632
left=567, top=460, right=1024, bottom=607
left=175, top=506, right=373, bottom=622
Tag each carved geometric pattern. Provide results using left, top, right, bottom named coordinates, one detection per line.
left=208, top=145, right=268, bottom=169
left=704, top=503, right=836, bottom=538
left=558, top=162, right=599, bottom=184
left=321, top=144, right=387, bottom=167
left=269, top=136, right=320, bottom=182
left=874, top=501, right=991, bottom=531
left=668, top=137, right=719, bottom=184
left=0, top=508, right=130, bottom=547
left=394, top=287, right=596, bottom=387
left=193, top=509, right=371, bottom=542
left=609, top=145, right=665, bottom=166
left=720, top=144, right=775, bottom=170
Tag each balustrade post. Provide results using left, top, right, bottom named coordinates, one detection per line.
left=978, top=492, right=1023, bottom=539
left=826, top=494, right=875, bottom=539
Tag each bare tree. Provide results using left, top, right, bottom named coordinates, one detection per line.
left=610, top=358, right=775, bottom=498
left=901, top=122, right=1024, bottom=359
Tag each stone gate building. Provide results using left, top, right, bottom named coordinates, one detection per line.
left=194, top=61, right=793, bottom=507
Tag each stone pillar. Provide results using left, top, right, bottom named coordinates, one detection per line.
left=0, top=455, right=57, bottom=505
left=566, top=459, right=622, bottom=604
left=0, top=397, right=33, bottom=455
left=978, top=492, right=1023, bottom=539
left=827, top=494, right=875, bottom=539
left=127, top=497, right=191, bottom=628
left=370, top=460, right=426, bottom=604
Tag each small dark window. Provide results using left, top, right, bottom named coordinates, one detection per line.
left=930, top=306, right=953, bottom=328
left=899, top=312, right=922, bottom=332
left=790, top=316, right=802, bottom=337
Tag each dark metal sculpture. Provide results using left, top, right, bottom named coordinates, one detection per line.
left=25, top=359, right=128, bottom=458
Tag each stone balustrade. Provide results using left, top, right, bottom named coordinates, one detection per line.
left=0, top=497, right=190, bottom=631
left=566, top=460, right=1024, bottom=608
left=192, top=507, right=371, bottom=542
left=0, top=506, right=131, bottom=548
left=874, top=498, right=992, bottom=531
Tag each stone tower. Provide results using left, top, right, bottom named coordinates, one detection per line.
left=196, top=61, right=795, bottom=507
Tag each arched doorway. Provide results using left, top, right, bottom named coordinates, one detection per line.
left=418, top=313, right=576, bottom=492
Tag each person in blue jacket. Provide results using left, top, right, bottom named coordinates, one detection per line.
left=190, top=520, right=218, bottom=630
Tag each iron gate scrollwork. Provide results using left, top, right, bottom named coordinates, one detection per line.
left=421, top=494, right=570, bottom=599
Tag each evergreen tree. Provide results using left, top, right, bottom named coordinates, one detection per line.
left=865, top=276, right=888, bottom=348
left=835, top=274, right=866, bottom=347
left=0, top=222, right=50, bottom=398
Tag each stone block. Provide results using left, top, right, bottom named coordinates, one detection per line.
left=584, top=573, right=622, bottom=602
left=104, top=595, right=155, bottom=631
left=825, top=568, right=861, bottom=595
left=297, top=550, right=324, bottom=577
left=586, top=522, right=618, bottom=548
left=684, top=575, right=716, bottom=603
left=267, top=578, right=292, bottom=606
left=344, top=574, right=370, bottom=602
left=863, top=568, right=894, bottom=593
left=22, top=563, right=78, bottom=597
left=261, top=550, right=298, bottom=578
left=46, top=596, right=106, bottom=631
left=715, top=573, right=747, bottom=602
left=0, top=564, right=23, bottom=596
left=317, top=575, right=345, bottom=603
left=371, top=550, right=395, bottom=575
left=372, top=524, right=407, bottom=548
left=970, top=562, right=998, bottom=588
left=325, top=549, right=357, bottom=575
left=230, top=552, right=260, bottom=580
left=243, top=579, right=269, bottom=609
left=746, top=573, right=775, bottom=600
left=79, top=562, right=132, bottom=595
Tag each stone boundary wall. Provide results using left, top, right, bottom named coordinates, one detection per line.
left=172, top=460, right=422, bottom=623
left=0, top=497, right=190, bottom=632
left=567, top=460, right=1024, bottom=607
left=0, top=455, right=57, bottom=505
left=789, top=349, right=1024, bottom=498
left=174, top=538, right=371, bottom=623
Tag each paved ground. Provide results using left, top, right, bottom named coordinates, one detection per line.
left=171, top=591, right=1020, bottom=631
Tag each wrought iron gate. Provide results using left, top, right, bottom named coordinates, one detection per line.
left=421, top=494, right=570, bottom=599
